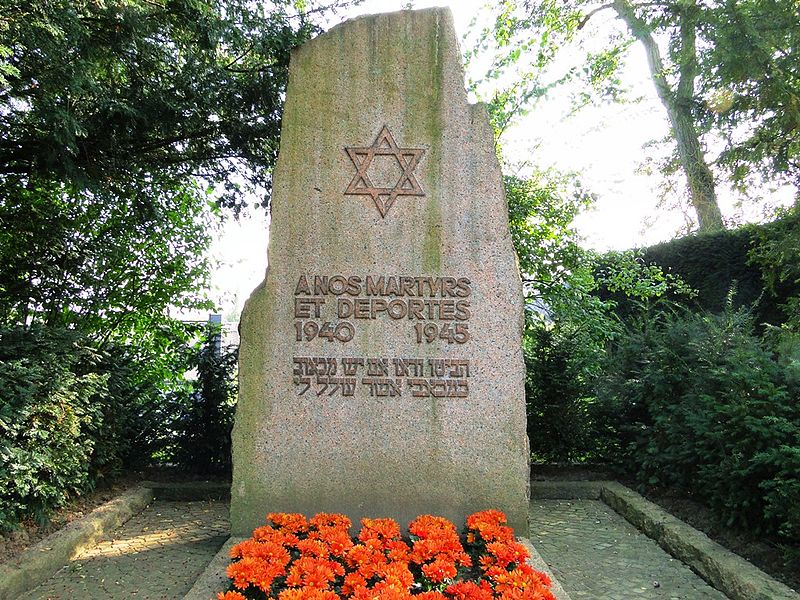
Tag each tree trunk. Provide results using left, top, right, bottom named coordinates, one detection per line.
left=612, top=0, right=724, bottom=231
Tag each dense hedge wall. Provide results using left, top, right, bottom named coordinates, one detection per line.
left=599, top=218, right=800, bottom=326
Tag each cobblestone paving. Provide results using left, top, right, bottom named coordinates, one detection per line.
left=22, top=500, right=229, bottom=600
left=530, top=499, right=729, bottom=600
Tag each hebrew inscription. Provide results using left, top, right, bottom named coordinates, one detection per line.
left=344, top=126, right=425, bottom=218
left=292, top=357, right=471, bottom=398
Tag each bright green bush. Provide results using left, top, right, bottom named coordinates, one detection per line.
left=0, top=326, right=191, bottom=530
left=0, top=328, right=108, bottom=528
left=593, top=304, right=800, bottom=544
left=162, top=327, right=238, bottom=475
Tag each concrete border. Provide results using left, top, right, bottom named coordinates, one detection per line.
left=182, top=536, right=245, bottom=600
left=519, top=537, right=572, bottom=600
left=531, top=480, right=799, bottom=600
left=600, top=482, right=799, bottom=600
left=0, top=480, right=231, bottom=600
left=141, top=480, right=230, bottom=502
left=530, top=480, right=602, bottom=500
left=0, top=486, right=153, bottom=600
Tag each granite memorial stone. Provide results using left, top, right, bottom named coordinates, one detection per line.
left=231, top=7, right=530, bottom=537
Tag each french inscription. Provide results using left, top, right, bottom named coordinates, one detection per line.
left=293, top=357, right=471, bottom=398
left=293, top=274, right=472, bottom=344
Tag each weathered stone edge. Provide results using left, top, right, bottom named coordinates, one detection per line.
left=530, top=481, right=602, bottom=500
left=533, top=480, right=799, bottom=600
left=518, top=537, right=572, bottom=600
left=139, top=480, right=231, bottom=502
left=183, top=536, right=246, bottom=600
left=0, top=486, right=154, bottom=600
left=600, top=481, right=800, bottom=600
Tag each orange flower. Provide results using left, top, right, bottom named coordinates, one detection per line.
left=496, top=587, right=556, bottom=600
left=382, top=561, right=414, bottom=589
left=217, top=592, right=247, bottom=600
left=219, top=510, right=553, bottom=600
left=385, top=539, right=411, bottom=562
left=269, top=512, right=310, bottom=534
left=410, top=537, right=471, bottom=567
left=474, top=523, right=515, bottom=544
left=486, top=540, right=529, bottom=568
left=342, top=571, right=368, bottom=597
left=466, top=510, right=507, bottom=530
left=252, top=525, right=300, bottom=547
left=482, top=564, right=508, bottom=581
left=416, top=592, right=448, bottom=600
left=345, top=543, right=372, bottom=567
left=297, top=539, right=331, bottom=559
left=315, top=526, right=355, bottom=556
left=421, top=557, right=457, bottom=583
left=309, top=512, right=352, bottom=531
left=285, top=556, right=345, bottom=590
left=352, top=580, right=414, bottom=600
left=226, top=556, right=280, bottom=592
left=229, top=539, right=257, bottom=559
left=278, top=588, right=340, bottom=600
left=466, top=510, right=515, bottom=545
left=492, top=567, right=532, bottom=592
left=444, top=580, right=494, bottom=600
left=356, top=553, right=389, bottom=580
left=409, top=515, right=457, bottom=538
left=359, top=518, right=401, bottom=543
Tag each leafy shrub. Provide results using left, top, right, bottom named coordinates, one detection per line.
left=0, top=328, right=108, bottom=528
left=522, top=249, right=695, bottom=463
left=162, top=326, right=238, bottom=475
left=593, top=303, right=800, bottom=544
left=749, top=200, right=800, bottom=331
left=0, top=325, right=193, bottom=529
left=606, top=207, right=800, bottom=328
left=524, top=325, right=593, bottom=463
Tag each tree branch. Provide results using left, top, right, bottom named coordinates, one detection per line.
left=578, top=3, right=615, bottom=30
left=675, top=1, right=698, bottom=105
left=579, top=1, right=671, bottom=30
left=612, top=0, right=673, bottom=109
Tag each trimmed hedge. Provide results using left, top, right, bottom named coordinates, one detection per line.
left=598, top=216, right=800, bottom=327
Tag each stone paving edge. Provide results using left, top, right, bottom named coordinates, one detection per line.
left=518, top=537, right=572, bottom=600
left=529, top=481, right=602, bottom=500
left=529, top=480, right=799, bottom=600
left=0, top=485, right=154, bottom=600
left=183, top=536, right=246, bottom=600
left=141, top=480, right=231, bottom=502
left=600, top=481, right=800, bottom=600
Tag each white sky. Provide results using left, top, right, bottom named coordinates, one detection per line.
left=204, top=0, right=795, bottom=320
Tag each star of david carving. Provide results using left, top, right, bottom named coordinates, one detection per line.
left=343, top=125, right=426, bottom=218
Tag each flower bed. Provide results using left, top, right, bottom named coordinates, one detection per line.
left=217, top=510, right=555, bottom=600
